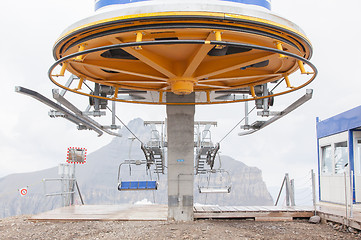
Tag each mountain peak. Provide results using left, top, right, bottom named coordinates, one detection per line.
left=0, top=117, right=273, bottom=218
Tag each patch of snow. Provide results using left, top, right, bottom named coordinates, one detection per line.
left=194, top=203, right=219, bottom=207
left=134, top=199, right=153, bottom=205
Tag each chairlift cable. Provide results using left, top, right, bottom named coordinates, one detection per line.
left=217, top=79, right=284, bottom=143
left=218, top=106, right=256, bottom=143
left=106, top=106, right=144, bottom=144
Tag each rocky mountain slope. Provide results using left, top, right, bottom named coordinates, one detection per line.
left=0, top=118, right=273, bottom=218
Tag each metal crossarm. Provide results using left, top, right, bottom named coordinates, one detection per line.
left=52, top=89, right=122, bottom=137
left=239, top=89, right=313, bottom=136
left=15, top=86, right=104, bottom=136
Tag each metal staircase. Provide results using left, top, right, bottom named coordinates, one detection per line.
left=152, top=147, right=164, bottom=174
left=195, top=143, right=220, bottom=174
left=196, top=147, right=209, bottom=174
left=194, top=122, right=219, bottom=175
left=143, top=122, right=167, bottom=174
left=140, top=120, right=220, bottom=175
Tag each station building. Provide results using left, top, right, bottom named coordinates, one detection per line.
left=317, top=105, right=361, bottom=205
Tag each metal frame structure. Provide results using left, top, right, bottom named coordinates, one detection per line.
left=117, top=136, right=160, bottom=191
left=43, top=163, right=84, bottom=207
left=15, top=80, right=122, bottom=137
left=15, top=0, right=318, bottom=222
left=143, top=121, right=167, bottom=174
left=239, top=89, right=313, bottom=136
left=196, top=149, right=232, bottom=194
left=198, top=169, right=232, bottom=194
left=194, top=121, right=219, bottom=174
left=117, top=160, right=158, bottom=191
left=49, top=40, right=317, bottom=105
left=50, top=0, right=316, bottom=107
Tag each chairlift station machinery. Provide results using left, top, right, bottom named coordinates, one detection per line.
left=16, top=0, right=317, bottom=221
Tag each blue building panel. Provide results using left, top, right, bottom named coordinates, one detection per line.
left=317, top=105, right=361, bottom=139
left=349, top=130, right=356, bottom=203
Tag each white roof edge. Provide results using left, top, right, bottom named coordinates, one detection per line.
left=60, top=1, right=306, bottom=39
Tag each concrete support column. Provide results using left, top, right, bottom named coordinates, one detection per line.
left=166, top=93, right=195, bottom=221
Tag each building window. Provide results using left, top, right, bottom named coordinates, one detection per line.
left=334, top=141, right=348, bottom=174
left=321, top=145, right=332, bottom=174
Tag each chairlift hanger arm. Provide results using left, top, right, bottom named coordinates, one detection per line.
left=207, top=143, right=220, bottom=169
left=15, top=86, right=103, bottom=136
left=117, top=159, right=158, bottom=191
left=52, top=90, right=122, bottom=138
left=238, top=89, right=313, bottom=136
left=198, top=168, right=231, bottom=194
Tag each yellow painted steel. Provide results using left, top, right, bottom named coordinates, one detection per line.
left=169, top=77, right=196, bottom=95
left=215, top=31, right=222, bottom=41
left=49, top=62, right=316, bottom=105
left=214, top=31, right=224, bottom=49
left=134, top=32, right=143, bottom=50
left=276, top=42, right=286, bottom=58
left=113, top=87, right=119, bottom=99
left=75, top=77, right=84, bottom=90
left=75, top=44, right=86, bottom=61
left=159, top=91, right=163, bottom=103
left=250, top=86, right=256, bottom=98
left=55, top=62, right=68, bottom=77
left=298, top=60, right=307, bottom=74
left=284, top=76, right=294, bottom=89
left=50, top=10, right=316, bottom=104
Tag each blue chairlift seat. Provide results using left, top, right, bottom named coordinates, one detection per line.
left=118, top=181, right=158, bottom=191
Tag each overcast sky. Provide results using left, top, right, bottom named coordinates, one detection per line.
left=1, top=0, right=361, bottom=189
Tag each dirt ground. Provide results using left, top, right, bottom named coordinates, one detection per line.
left=1, top=216, right=361, bottom=240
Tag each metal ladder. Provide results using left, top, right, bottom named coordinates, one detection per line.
left=196, top=147, right=211, bottom=174
left=141, top=128, right=165, bottom=174
left=151, top=146, right=164, bottom=174
left=195, top=128, right=219, bottom=174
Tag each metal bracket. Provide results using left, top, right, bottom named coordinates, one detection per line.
left=15, top=86, right=122, bottom=137
left=239, top=89, right=313, bottom=136
left=257, top=111, right=281, bottom=117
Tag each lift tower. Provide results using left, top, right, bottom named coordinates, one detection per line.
left=43, top=0, right=316, bottom=221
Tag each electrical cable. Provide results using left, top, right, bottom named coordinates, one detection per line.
left=217, top=78, right=285, bottom=143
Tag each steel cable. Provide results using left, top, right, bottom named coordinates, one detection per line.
left=83, top=81, right=145, bottom=144
left=217, top=79, right=285, bottom=143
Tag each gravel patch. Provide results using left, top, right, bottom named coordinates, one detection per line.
left=0, top=216, right=361, bottom=239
